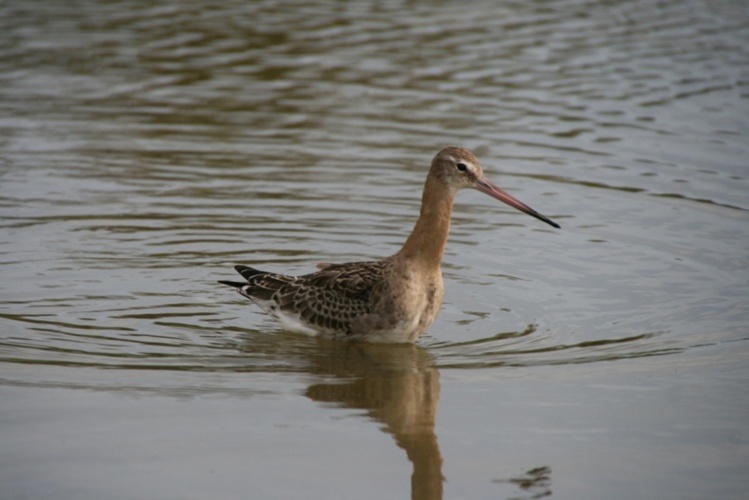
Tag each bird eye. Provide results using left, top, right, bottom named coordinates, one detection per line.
left=456, top=163, right=468, bottom=172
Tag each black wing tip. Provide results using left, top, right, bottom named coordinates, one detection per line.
left=217, top=280, right=246, bottom=289
left=234, top=264, right=268, bottom=279
left=218, top=265, right=269, bottom=288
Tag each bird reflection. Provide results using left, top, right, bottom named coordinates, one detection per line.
left=303, top=341, right=443, bottom=500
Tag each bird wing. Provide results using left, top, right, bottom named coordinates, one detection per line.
left=300, top=260, right=386, bottom=300
left=225, top=261, right=390, bottom=335
left=275, top=260, right=389, bottom=334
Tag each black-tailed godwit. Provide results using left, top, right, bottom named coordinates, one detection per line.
left=219, top=146, right=559, bottom=343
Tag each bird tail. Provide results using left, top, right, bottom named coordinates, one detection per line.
left=218, top=265, right=289, bottom=301
left=217, top=280, right=246, bottom=289
left=234, top=265, right=267, bottom=281
left=217, top=265, right=271, bottom=292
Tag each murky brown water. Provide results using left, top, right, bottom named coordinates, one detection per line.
left=2, top=1, right=748, bottom=498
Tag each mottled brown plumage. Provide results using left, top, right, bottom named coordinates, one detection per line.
left=219, top=146, right=559, bottom=343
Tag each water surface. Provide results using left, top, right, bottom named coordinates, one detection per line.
left=2, top=1, right=748, bottom=499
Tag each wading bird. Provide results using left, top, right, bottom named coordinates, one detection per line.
left=219, top=146, right=559, bottom=343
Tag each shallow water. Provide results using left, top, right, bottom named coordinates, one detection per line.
left=2, top=0, right=748, bottom=498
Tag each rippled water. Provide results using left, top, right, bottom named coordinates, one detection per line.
left=2, top=1, right=748, bottom=498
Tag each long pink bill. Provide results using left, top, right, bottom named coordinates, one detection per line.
left=475, top=177, right=560, bottom=229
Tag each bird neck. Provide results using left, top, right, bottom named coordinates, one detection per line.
left=398, top=176, right=455, bottom=270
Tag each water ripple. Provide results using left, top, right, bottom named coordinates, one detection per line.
left=1, top=0, right=747, bottom=383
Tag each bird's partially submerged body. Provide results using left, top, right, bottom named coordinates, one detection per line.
left=221, top=257, right=442, bottom=343
left=219, top=146, right=559, bottom=343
